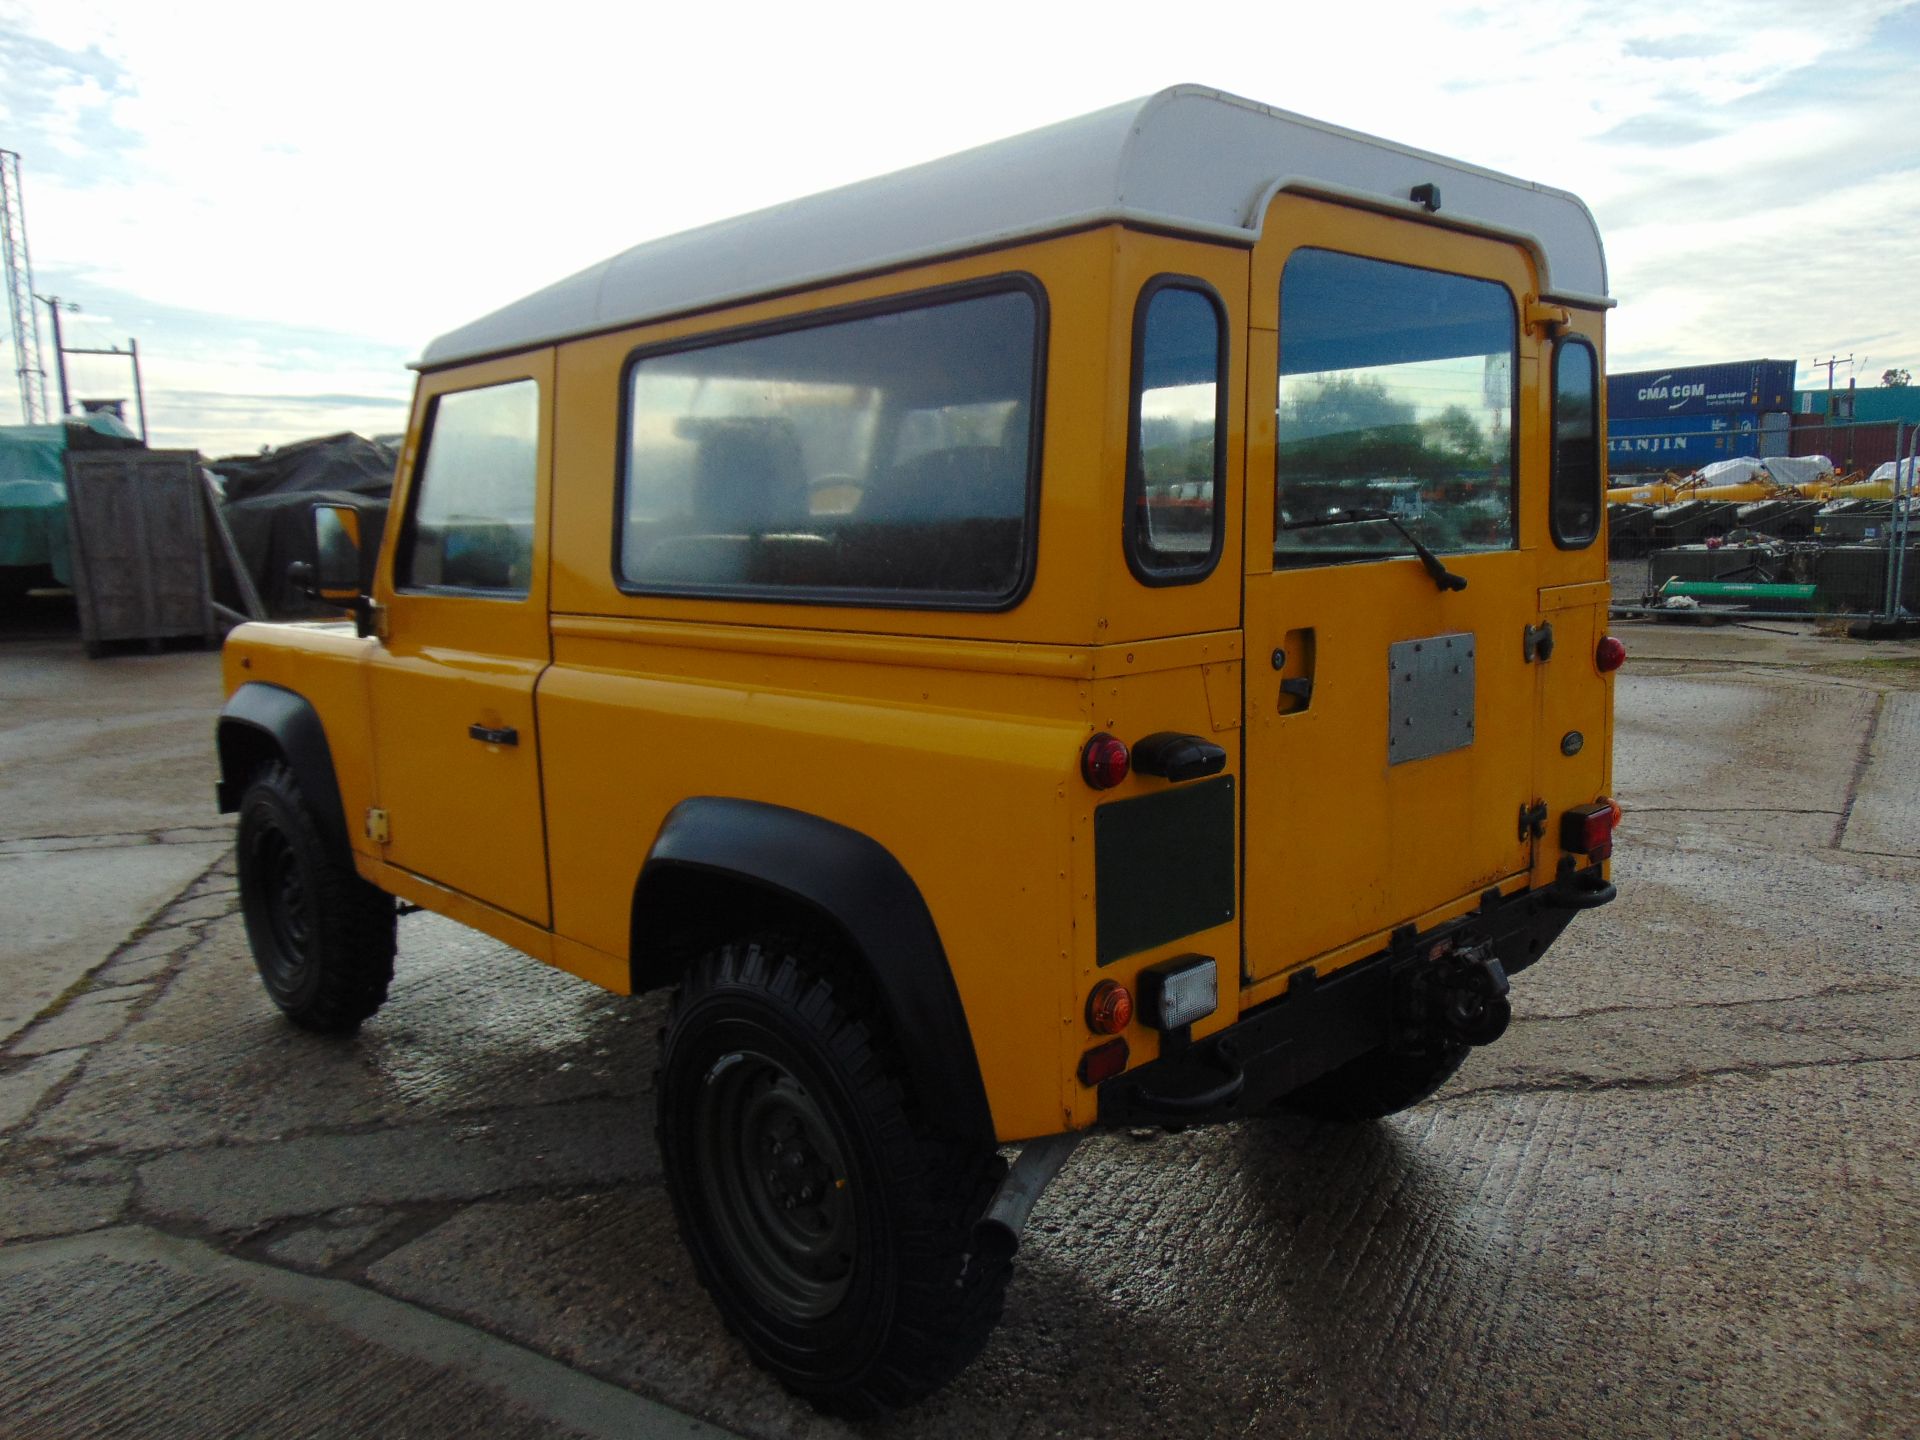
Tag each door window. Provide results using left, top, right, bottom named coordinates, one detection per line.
left=1274, top=249, right=1516, bottom=567
left=399, top=379, right=540, bottom=596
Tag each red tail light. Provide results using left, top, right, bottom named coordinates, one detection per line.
left=1086, top=980, right=1133, bottom=1034
left=1596, top=636, right=1627, bottom=673
left=1081, top=733, right=1130, bottom=790
left=1560, top=801, right=1615, bottom=859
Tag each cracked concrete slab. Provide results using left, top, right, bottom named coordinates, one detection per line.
left=0, top=1048, right=85, bottom=1131
left=0, top=1164, right=132, bottom=1242
left=0, top=842, right=228, bottom=1045
left=0, top=1227, right=737, bottom=1438
left=367, top=1190, right=809, bottom=1437
left=364, top=1059, right=1920, bottom=1440
left=30, top=914, right=655, bottom=1153
left=1612, top=671, right=1879, bottom=817
left=1840, top=691, right=1920, bottom=857
left=262, top=1208, right=411, bottom=1271
left=1459, top=1000, right=1920, bottom=1098
left=0, top=644, right=226, bottom=839
left=135, top=1099, right=659, bottom=1231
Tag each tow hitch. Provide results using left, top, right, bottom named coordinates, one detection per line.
left=1400, top=942, right=1511, bottom=1049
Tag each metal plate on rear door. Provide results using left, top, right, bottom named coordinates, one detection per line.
left=1387, top=633, right=1475, bottom=764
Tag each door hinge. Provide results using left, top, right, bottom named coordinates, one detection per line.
left=1523, top=621, right=1555, bottom=664
left=1525, top=297, right=1572, bottom=337
left=1518, top=800, right=1548, bottom=841
left=365, top=808, right=390, bottom=844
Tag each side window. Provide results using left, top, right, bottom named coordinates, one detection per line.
left=399, top=379, right=540, bottom=596
left=619, top=282, right=1042, bottom=608
left=1274, top=249, right=1516, bottom=568
left=1551, top=338, right=1601, bottom=548
left=1126, top=279, right=1225, bottom=584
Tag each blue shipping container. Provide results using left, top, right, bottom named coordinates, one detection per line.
left=1607, top=412, right=1760, bottom=472
left=1607, top=359, right=1796, bottom=421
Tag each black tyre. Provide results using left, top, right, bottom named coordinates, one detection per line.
left=656, top=935, right=1007, bottom=1416
left=235, top=761, right=395, bottom=1032
left=1276, top=1042, right=1470, bottom=1123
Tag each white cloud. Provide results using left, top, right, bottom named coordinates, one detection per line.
left=1, top=0, right=1915, bottom=447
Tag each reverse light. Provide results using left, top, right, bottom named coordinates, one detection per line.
left=1081, top=733, right=1130, bottom=790
left=1596, top=635, right=1627, bottom=673
left=1085, top=980, right=1134, bottom=1035
left=1137, top=954, right=1219, bottom=1031
left=1078, top=1037, right=1130, bottom=1086
left=1560, top=801, right=1615, bottom=860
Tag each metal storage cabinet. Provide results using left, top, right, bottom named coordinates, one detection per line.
left=64, top=449, right=216, bottom=656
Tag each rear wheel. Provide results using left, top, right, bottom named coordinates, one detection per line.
left=235, top=761, right=395, bottom=1031
left=656, top=935, right=1007, bottom=1416
left=1276, top=1042, right=1469, bottom=1123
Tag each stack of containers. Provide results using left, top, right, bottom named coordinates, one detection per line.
left=1606, top=359, right=1796, bottom=478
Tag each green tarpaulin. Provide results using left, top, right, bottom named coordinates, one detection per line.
left=0, top=415, right=141, bottom=587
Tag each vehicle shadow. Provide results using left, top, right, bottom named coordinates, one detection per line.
left=863, top=1112, right=1524, bottom=1440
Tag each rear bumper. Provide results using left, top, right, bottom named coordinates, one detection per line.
left=1095, top=870, right=1610, bottom=1127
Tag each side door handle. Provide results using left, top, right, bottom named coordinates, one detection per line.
left=468, top=723, right=519, bottom=747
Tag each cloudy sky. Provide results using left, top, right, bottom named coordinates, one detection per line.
left=2, top=0, right=1916, bottom=455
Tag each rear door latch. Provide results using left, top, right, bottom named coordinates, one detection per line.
left=1518, top=800, right=1548, bottom=841
left=1523, top=621, right=1555, bottom=663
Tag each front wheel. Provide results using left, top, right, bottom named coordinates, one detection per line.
left=656, top=935, right=1007, bottom=1416
left=235, top=761, right=395, bottom=1032
left=1275, top=1042, right=1470, bottom=1123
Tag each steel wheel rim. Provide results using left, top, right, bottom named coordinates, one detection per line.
left=694, top=1047, right=856, bottom=1323
left=251, top=825, right=312, bottom=983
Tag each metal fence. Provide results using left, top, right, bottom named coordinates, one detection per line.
left=1608, top=420, right=1916, bottom=629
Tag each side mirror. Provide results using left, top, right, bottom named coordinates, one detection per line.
left=293, top=502, right=381, bottom=636
left=313, top=503, right=363, bottom=602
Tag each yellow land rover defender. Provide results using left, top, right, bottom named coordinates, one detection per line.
left=216, top=87, right=1622, bottom=1413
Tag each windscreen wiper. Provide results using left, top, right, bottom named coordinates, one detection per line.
left=1281, top=507, right=1468, bottom=592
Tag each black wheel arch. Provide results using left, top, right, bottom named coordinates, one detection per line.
left=216, top=682, right=351, bottom=862
left=633, top=798, right=994, bottom=1150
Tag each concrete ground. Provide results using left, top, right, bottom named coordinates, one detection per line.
left=1, top=615, right=1916, bottom=1439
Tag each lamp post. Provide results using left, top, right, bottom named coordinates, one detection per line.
left=33, top=292, right=79, bottom=417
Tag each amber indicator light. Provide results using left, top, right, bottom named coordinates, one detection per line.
left=1086, top=980, right=1134, bottom=1034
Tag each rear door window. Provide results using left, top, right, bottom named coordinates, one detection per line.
left=1274, top=249, right=1515, bottom=567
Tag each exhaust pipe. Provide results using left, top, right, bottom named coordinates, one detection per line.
left=973, top=1131, right=1083, bottom=1262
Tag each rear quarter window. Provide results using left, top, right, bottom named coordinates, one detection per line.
left=1551, top=337, right=1601, bottom=548
left=1126, top=278, right=1226, bottom=584
left=618, top=280, right=1045, bottom=609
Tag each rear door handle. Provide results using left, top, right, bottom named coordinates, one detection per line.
left=467, top=723, right=519, bottom=746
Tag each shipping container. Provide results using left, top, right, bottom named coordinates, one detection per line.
left=1792, top=384, right=1920, bottom=426
left=1788, top=417, right=1908, bottom=474
left=1607, top=411, right=1762, bottom=472
left=1607, top=359, right=1796, bottom=422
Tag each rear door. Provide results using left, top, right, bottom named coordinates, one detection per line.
left=1242, top=194, right=1546, bottom=985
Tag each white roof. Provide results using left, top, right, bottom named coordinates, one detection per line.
left=420, top=85, right=1611, bottom=369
